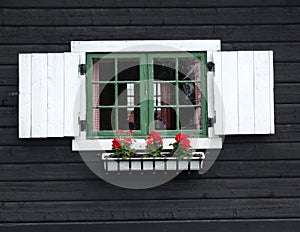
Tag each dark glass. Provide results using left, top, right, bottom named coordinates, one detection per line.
left=179, top=107, right=201, bottom=130
left=118, top=58, right=140, bottom=81
left=119, top=107, right=140, bottom=130
left=118, top=83, right=140, bottom=106
left=153, top=58, right=176, bottom=81
left=93, top=58, right=115, bottom=82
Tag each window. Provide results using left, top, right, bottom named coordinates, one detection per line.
left=86, top=52, right=208, bottom=138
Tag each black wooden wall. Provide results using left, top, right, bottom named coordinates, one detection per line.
left=1, top=0, right=300, bottom=231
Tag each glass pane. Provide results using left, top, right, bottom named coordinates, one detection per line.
left=154, top=83, right=176, bottom=106
left=178, top=82, right=201, bottom=106
left=118, top=83, right=140, bottom=106
left=119, top=108, right=140, bottom=130
left=93, top=108, right=116, bottom=131
left=118, top=58, right=140, bottom=82
left=178, top=57, right=201, bottom=82
left=179, top=107, right=201, bottom=130
left=94, top=84, right=115, bottom=106
left=92, top=58, right=115, bottom=82
left=153, top=58, right=176, bottom=81
left=157, top=107, right=177, bottom=130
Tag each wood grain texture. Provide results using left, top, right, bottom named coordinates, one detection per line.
left=1, top=8, right=300, bottom=26
left=1, top=25, right=300, bottom=44
left=1, top=198, right=300, bottom=222
left=1, top=0, right=299, bottom=8
left=0, top=178, right=299, bottom=201
left=1, top=220, right=300, bottom=232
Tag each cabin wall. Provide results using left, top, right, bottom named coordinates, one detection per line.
left=0, top=1, right=300, bottom=231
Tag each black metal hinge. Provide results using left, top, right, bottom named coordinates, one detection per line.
left=80, top=120, right=87, bottom=131
left=208, top=117, right=215, bottom=128
left=79, top=64, right=86, bottom=75
left=207, top=62, right=215, bottom=72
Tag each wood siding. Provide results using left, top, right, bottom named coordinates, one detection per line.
left=0, top=0, right=300, bottom=231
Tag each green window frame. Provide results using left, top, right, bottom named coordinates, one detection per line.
left=86, top=52, right=208, bottom=139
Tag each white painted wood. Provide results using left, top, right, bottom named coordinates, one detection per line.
left=47, top=53, right=64, bottom=137
left=213, top=50, right=274, bottom=135
left=237, top=51, right=255, bottom=134
left=64, top=52, right=81, bottom=137
left=254, top=51, right=271, bottom=134
left=19, top=54, right=32, bottom=138
left=269, top=51, right=275, bottom=134
left=212, top=52, right=224, bottom=135
left=31, top=54, right=48, bottom=138
left=222, top=52, right=239, bottom=134
left=72, top=138, right=223, bottom=151
left=71, top=40, right=221, bottom=52
left=79, top=53, right=86, bottom=121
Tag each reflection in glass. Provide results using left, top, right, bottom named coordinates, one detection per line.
left=118, top=59, right=140, bottom=81
left=153, top=58, right=176, bottom=81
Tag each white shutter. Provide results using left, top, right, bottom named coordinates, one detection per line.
left=212, top=51, right=274, bottom=135
left=18, top=52, right=85, bottom=138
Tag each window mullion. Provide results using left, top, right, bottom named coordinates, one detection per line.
left=175, top=57, right=180, bottom=130
left=114, top=58, right=118, bottom=130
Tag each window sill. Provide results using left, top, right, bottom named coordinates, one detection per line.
left=72, top=136, right=223, bottom=151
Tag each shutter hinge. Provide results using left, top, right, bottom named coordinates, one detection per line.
left=80, top=120, right=87, bottom=131
left=207, top=62, right=215, bottom=72
left=208, top=117, right=215, bottom=128
left=79, top=64, right=86, bottom=75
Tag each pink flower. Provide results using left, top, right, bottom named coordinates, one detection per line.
left=124, top=138, right=133, bottom=145
left=179, top=139, right=190, bottom=150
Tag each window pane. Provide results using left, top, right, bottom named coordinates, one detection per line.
left=157, top=107, right=177, bottom=130
left=118, top=83, right=140, bottom=106
left=93, top=108, right=116, bottom=131
left=93, top=84, right=115, bottom=106
left=119, top=108, right=140, bottom=130
left=179, top=107, right=201, bottom=130
left=154, top=83, right=176, bottom=106
left=118, top=58, right=140, bottom=81
left=178, top=58, right=201, bottom=106
left=92, top=58, right=115, bottom=82
left=178, top=58, right=201, bottom=82
left=153, top=58, right=176, bottom=81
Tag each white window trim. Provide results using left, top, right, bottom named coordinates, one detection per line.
left=71, top=40, right=222, bottom=151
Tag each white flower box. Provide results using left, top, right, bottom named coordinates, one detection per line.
left=101, top=152, right=205, bottom=172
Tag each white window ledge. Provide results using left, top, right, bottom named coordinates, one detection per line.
left=72, top=137, right=223, bottom=151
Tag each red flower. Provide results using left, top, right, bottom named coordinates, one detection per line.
left=179, top=139, right=190, bottom=150
left=112, top=138, right=122, bottom=149
left=124, top=138, right=133, bottom=144
left=175, top=133, right=189, bottom=142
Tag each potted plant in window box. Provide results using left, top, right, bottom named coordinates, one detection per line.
left=101, top=131, right=205, bottom=171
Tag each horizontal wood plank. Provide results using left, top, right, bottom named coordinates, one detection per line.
left=2, top=43, right=300, bottom=65
left=1, top=220, right=300, bottom=232
left=0, top=128, right=71, bottom=146
left=1, top=160, right=300, bottom=181
left=0, top=178, right=300, bottom=201
left=1, top=0, right=299, bottom=8
left=1, top=25, right=300, bottom=44
left=1, top=141, right=300, bottom=164
left=1, top=198, right=300, bottom=222
left=1, top=8, right=300, bottom=26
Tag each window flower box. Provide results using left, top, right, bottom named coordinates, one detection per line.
left=101, top=152, right=205, bottom=172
